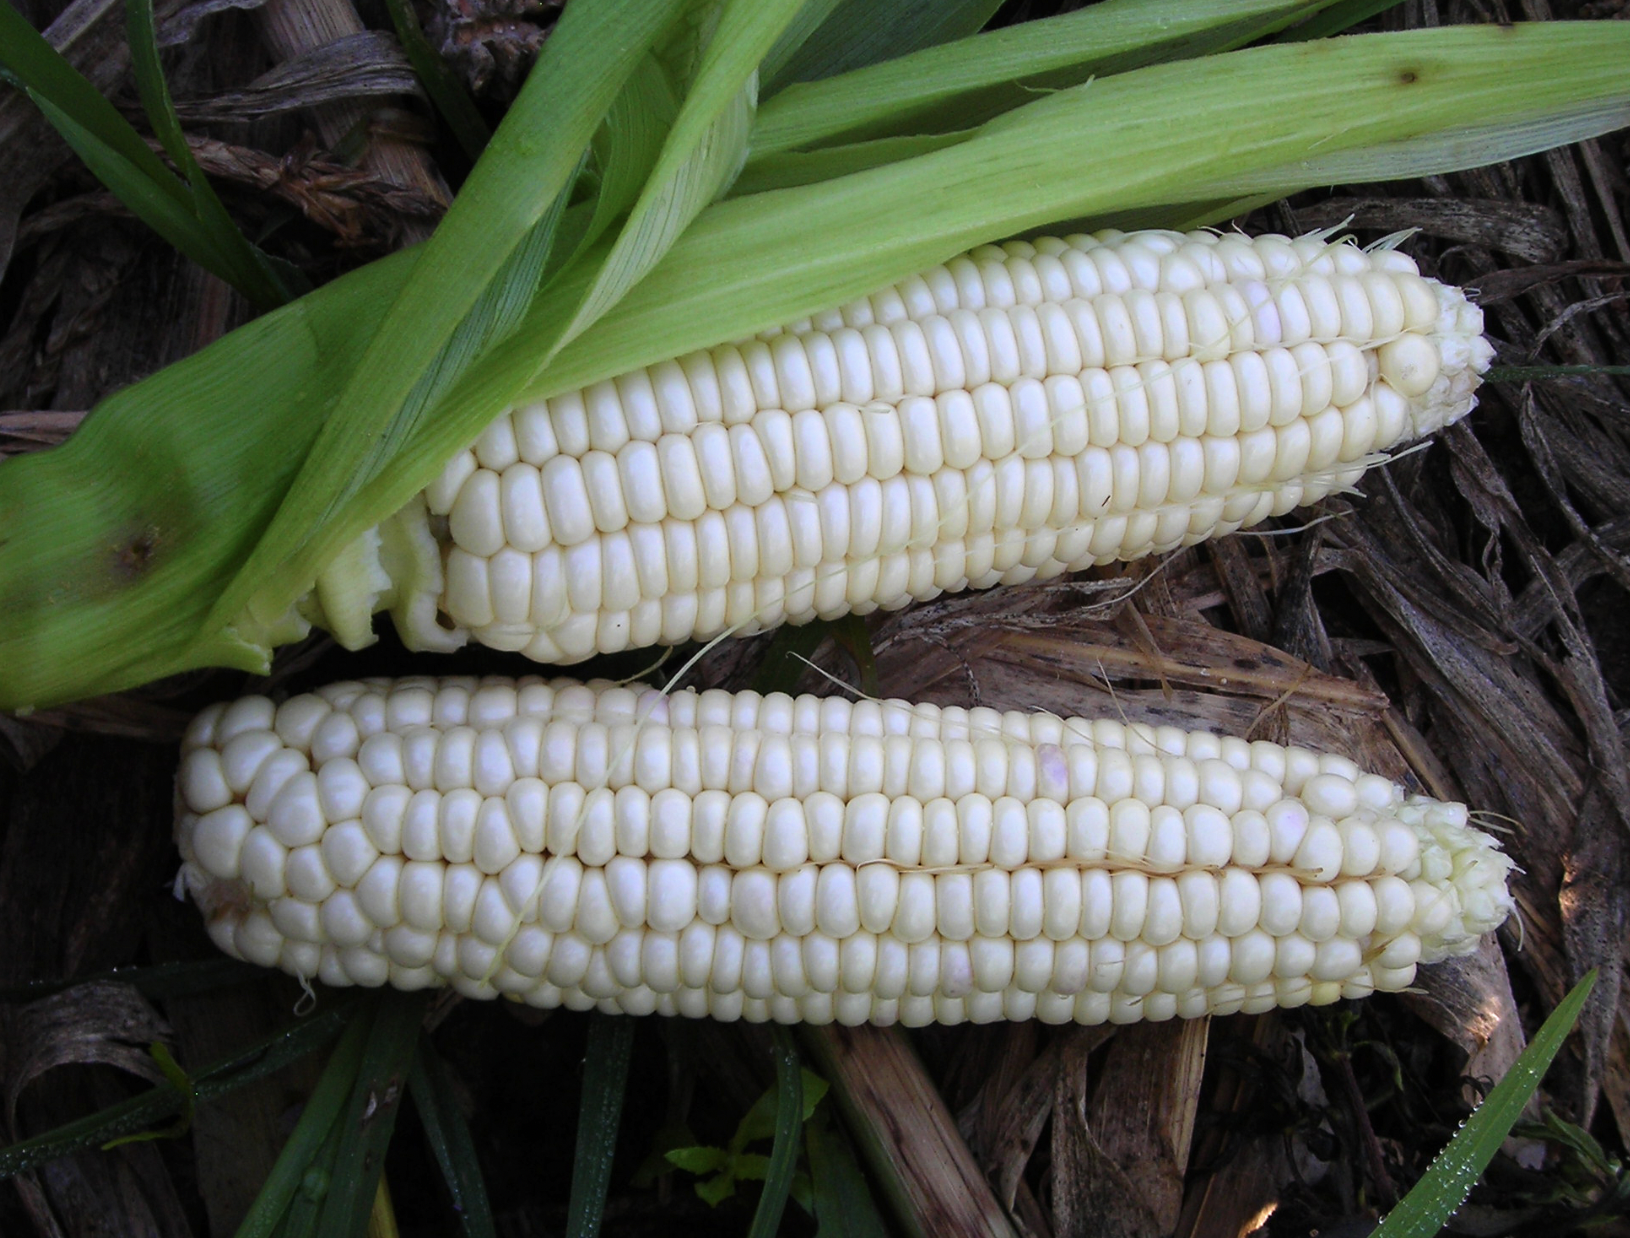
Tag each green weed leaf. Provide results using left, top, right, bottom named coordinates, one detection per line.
left=1374, top=971, right=1598, bottom=1238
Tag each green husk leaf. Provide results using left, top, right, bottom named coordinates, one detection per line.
left=212, top=0, right=686, bottom=647
left=4, top=23, right=1630, bottom=710
left=502, top=24, right=1630, bottom=406
left=729, top=131, right=970, bottom=197
left=766, top=0, right=1003, bottom=90
left=759, top=0, right=846, bottom=92
left=408, top=1041, right=497, bottom=1238
left=748, top=0, right=1338, bottom=158
left=1373, top=972, right=1597, bottom=1237
left=0, top=250, right=417, bottom=705
left=1277, top=0, right=1404, bottom=41
left=551, top=0, right=806, bottom=351
left=565, top=1013, right=636, bottom=1238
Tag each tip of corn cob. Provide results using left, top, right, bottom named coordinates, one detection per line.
left=1391, top=279, right=1494, bottom=440
left=173, top=676, right=1514, bottom=1026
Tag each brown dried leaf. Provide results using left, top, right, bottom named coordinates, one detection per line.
left=963, top=1022, right=1039, bottom=1171
left=1175, top=1016, right=1294, bottom=1238
left=802, top=1024, right=1018, bottom=1238
left=980, top=1026, right=1112, bottom=1212
left=1047, top=1028, right=1114, bottom=1238
left=1401, top=935, right=1530, bottom=1102
left=1292, top=195, right=1569, bottom=263
left=1559, top=788, right=1630, bottom=1126
left=0, top=411, right=85, bottom=458
left=1472, top=259, right=1630, bottom=306
left=1085, top=1019, right=1209, bottom=1236
left=2, top=981, right=171, bottom=1137
left=172, top=31, right=422, bottom=122
left=176, top=135, right=446, bottom=248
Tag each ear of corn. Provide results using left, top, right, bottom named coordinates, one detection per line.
left=175, top=676, right=1515, bottom=1027
left=297, top=227, right=1492, bottom=662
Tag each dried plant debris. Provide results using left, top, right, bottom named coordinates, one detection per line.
left=170, top=30, right=423, bottom=122
left=0, top=410, right=84, bottom=457
left=1292, top=195, right=1572, bottom=264
left=181, top=133, right=446, bottom=245
left=1, top=983, right=191, bottom=1237
left=425, top=0, right=559, bottom=100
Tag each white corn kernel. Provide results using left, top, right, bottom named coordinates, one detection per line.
left=297, top=234, right=1491, bottom=665
left=177, top=676, right=1514, bottom=1025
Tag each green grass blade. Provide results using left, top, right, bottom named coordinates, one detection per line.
left=0, top=958, right=262, bottom=1003
left=409, top=1040, right=496, bottom=1238
left=1374, top=971, right=1598, bottom=1238
left=125, top=0, right=292, bottom=309
left=214, top=0, right=684, bottom=644
left=746, top=1029, right=804, bottom=1238
left=805, top=1107, right=889, bottom=1238
left=29, top=95, right=246, bottom=279
left=269, top=1118, right=346, bottom=1238
left=233, top=1001, right=376, bottom=1238
left=768, top=0, right=1003, bottom=88
left=0, top=0, right=290, bottom=309
left=1277, top=0, right=1403, bottom=40
left=380, top=0, right=492, bottom=160
left=565, top=1013, right=635, bottom=1238
left=314, top=990, right=428, bottom=1238
left=753, top=619, right=838, bottom=695
left=101, top=1042, right=196, bottom=1148
left=750, top=0, right=1337, bottom=157
left=0, top=996, right=357, bottom=1179
left=0, top=0, right=188, bottom=201
left=125, top=0, right=198, bottom=175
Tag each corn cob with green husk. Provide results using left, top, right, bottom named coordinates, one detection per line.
left=300, top=227, right=1492, bottom=664
left=175, top=676, right=1514, bottom=1026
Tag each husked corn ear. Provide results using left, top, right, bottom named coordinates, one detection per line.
left=298, top=228, right=1493, bottom=662
left=175, top=677, right=1514, bottom=1027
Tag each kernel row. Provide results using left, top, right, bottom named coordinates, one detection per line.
left=186, top=679, right=1390, bottom=801
left=450, top=269, right=1440, bottom=470
left=437, top=380, right=1408, bottom=571
left=216, top=906, right=1420, bottom=1015
left=444, top=347, right=1414, bottom=519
